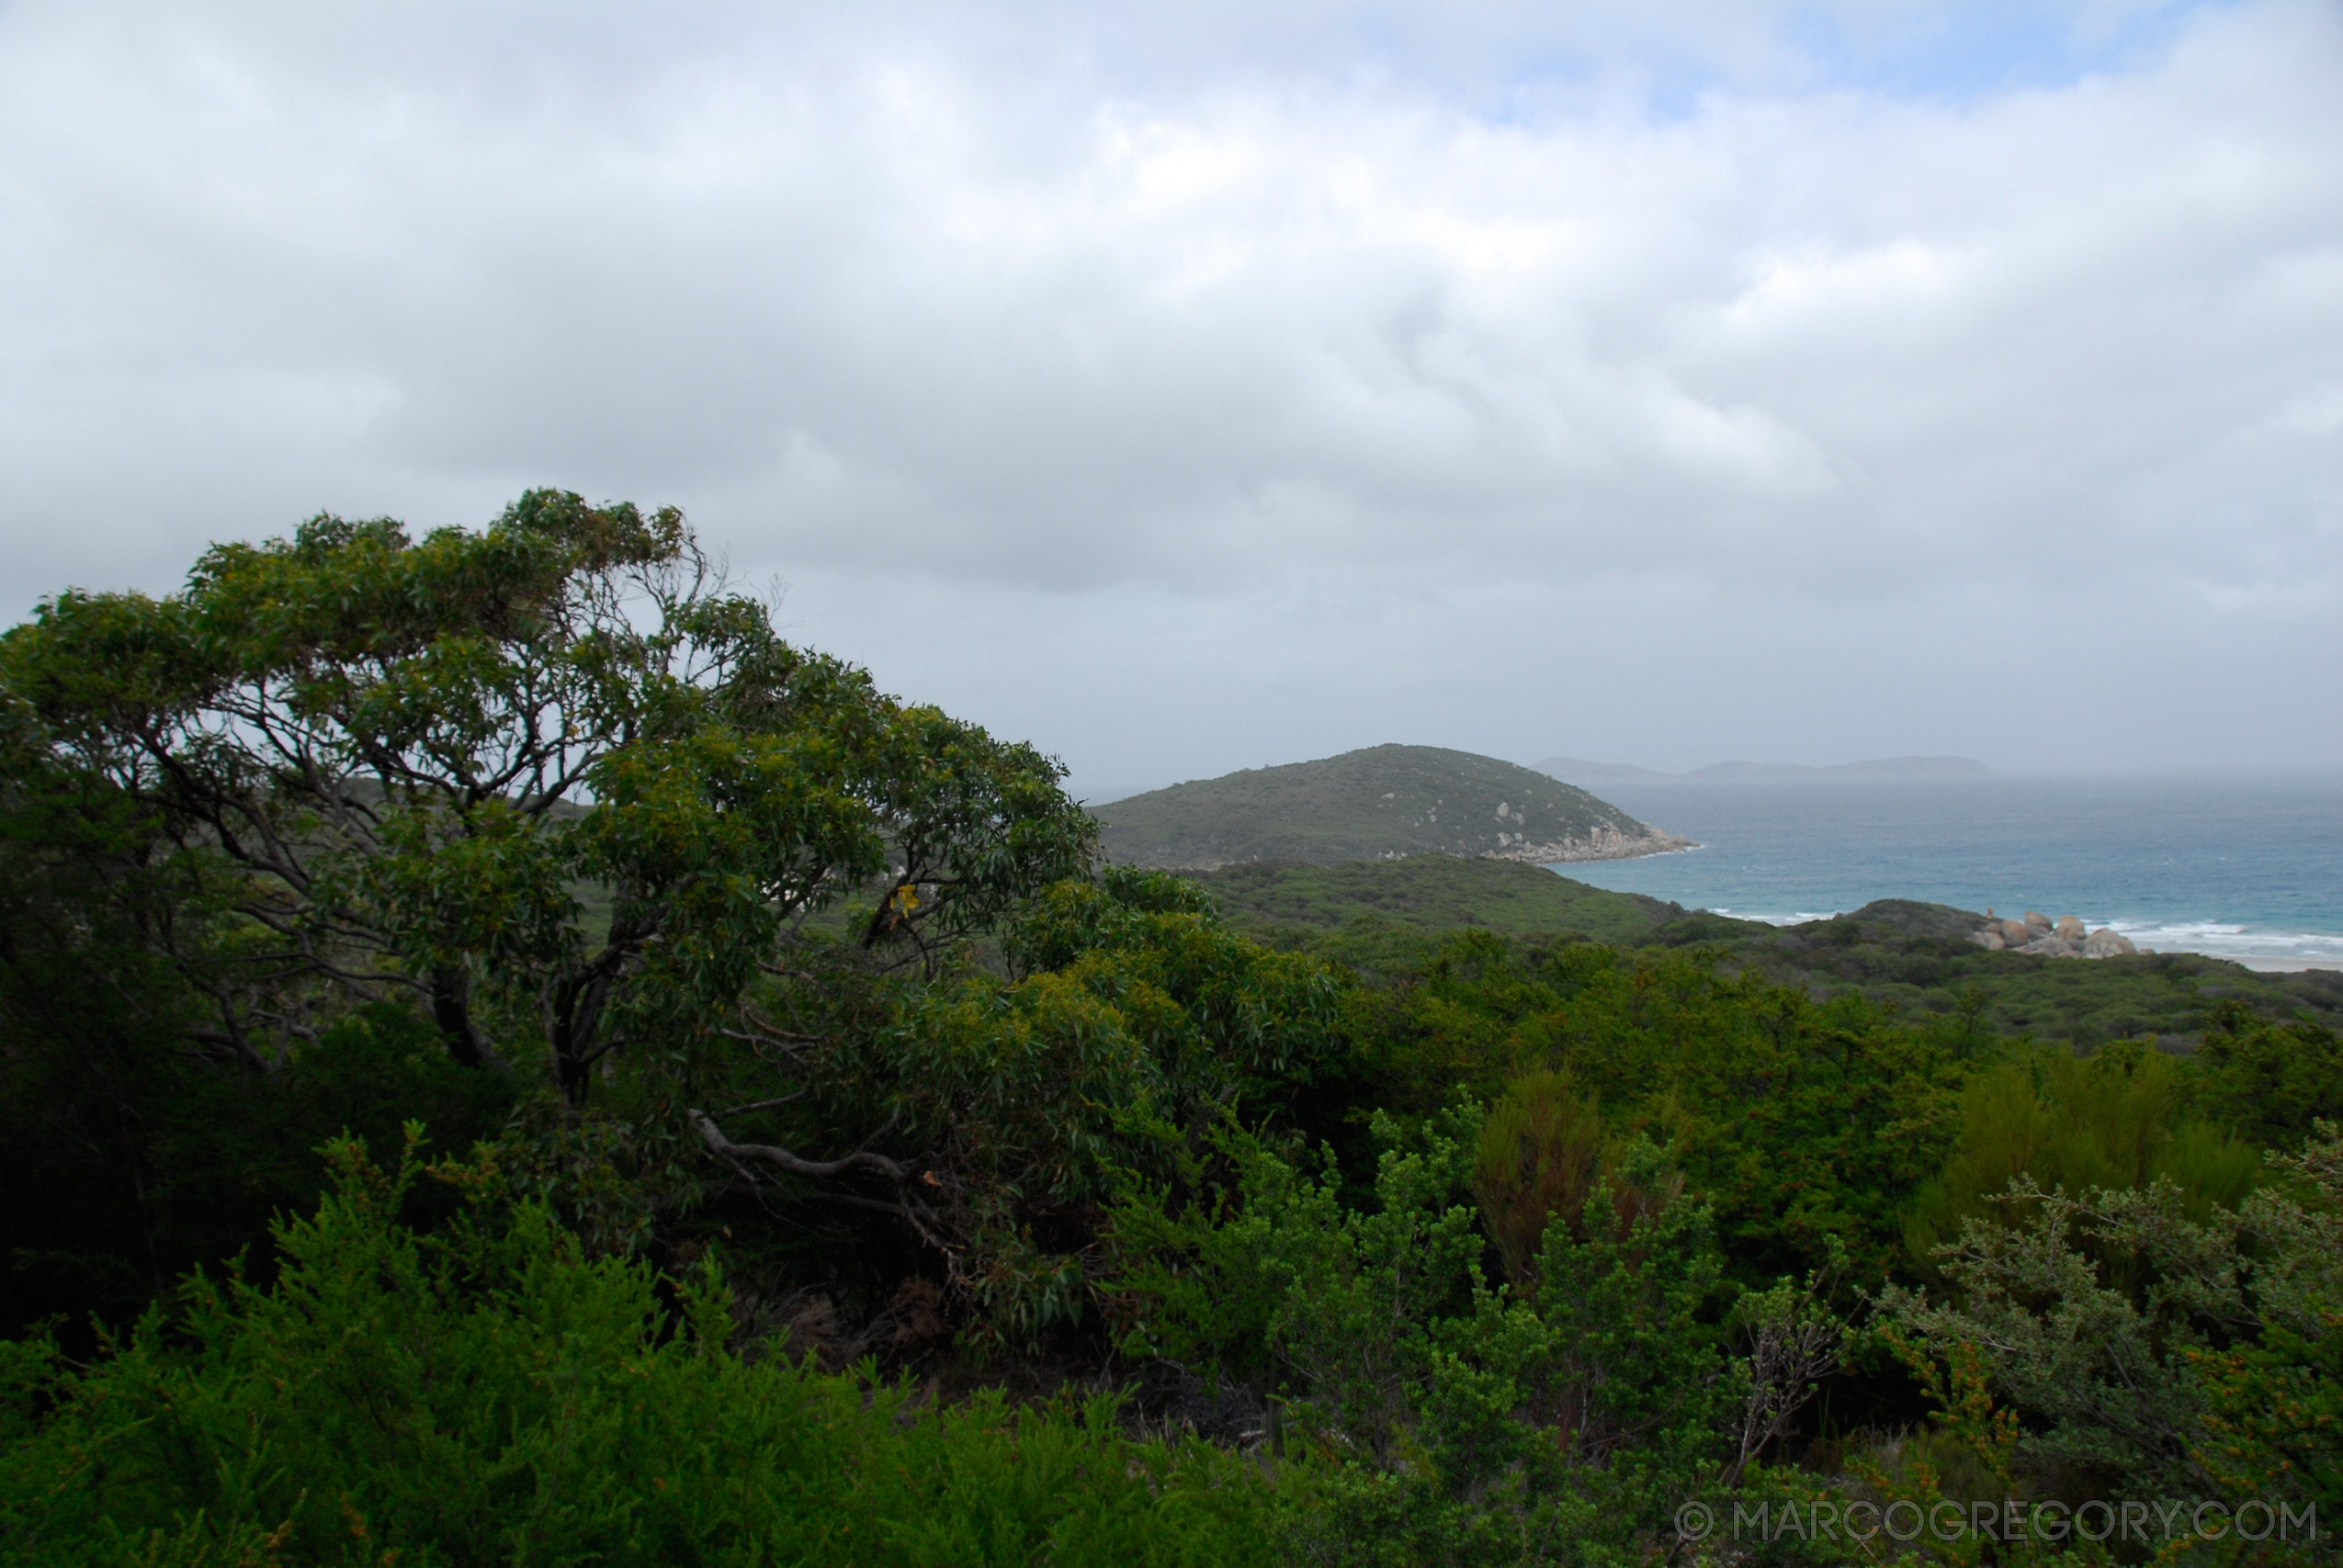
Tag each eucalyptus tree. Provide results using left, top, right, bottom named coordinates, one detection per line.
left=0, top=490, right=1094, bottom=1111
left=0, top=495, right=1360, bottom=1337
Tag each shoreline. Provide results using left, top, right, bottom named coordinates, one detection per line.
left=1681, top=903, right=2343, bottom=975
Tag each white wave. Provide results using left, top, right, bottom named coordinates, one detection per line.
left=2109, top=919, right=2343, bottom=970
left=1701, top=908, right=1842, bottom=926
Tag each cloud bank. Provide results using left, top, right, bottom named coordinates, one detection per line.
left=2, top=0, right=2337, bottom=790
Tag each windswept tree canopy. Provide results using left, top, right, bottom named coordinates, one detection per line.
left=0, top=490, right=1095, bottom=1101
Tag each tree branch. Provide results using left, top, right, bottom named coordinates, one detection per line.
left=687, top=1107, right=907, bottom=1182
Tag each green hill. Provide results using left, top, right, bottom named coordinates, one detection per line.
left=1092, top=744, right=1690, bottom=870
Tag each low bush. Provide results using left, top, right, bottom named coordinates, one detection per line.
left=0, top=1133, right=1277, bottom=1568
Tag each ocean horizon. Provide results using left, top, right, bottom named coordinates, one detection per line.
left=1547, top=771, right=2343, bottom=972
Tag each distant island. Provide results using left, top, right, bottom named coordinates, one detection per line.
left=1092, top=744, right=1692, bottom=870
left=1536, top=754, right=1990, bottom=785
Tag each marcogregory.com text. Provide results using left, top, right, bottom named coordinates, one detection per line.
left=1674, top=1498, right=2319, bottom=1547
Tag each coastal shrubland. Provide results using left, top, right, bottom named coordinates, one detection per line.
left=1185, top=854, right=1693, bottom=953
left=1, top=496, right=2336, bottom=1564
left=1193, top=858, right=2343, bottom=1057
left=1717, top=908, right=2343, bottom=1057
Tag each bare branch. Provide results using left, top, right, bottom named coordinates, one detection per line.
left=687, top=1107, right=907, bottom=1182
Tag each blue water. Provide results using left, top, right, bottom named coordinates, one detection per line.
left=1552, top=774, right=2343, bottom=971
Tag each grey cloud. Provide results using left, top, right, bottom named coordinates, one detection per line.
left=0, top=0, right=2335, bottom=779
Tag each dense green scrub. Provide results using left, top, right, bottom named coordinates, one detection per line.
left=5, top=497, right=2339, bottom=1564
left=1187, top=856, right=1688, bottom=951
left=0, top=1139, right=1279, bottom=1568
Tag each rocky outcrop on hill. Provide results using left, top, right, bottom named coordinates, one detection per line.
left=1498, top=821, right=1694, bottom=865
left=1969, top=908, right=2137, bottom=959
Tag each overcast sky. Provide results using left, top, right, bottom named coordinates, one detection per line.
left=3, top=0, right=2338, bottom=796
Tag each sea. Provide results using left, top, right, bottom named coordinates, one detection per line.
left=1551, top=773, right=2343, bottom=972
